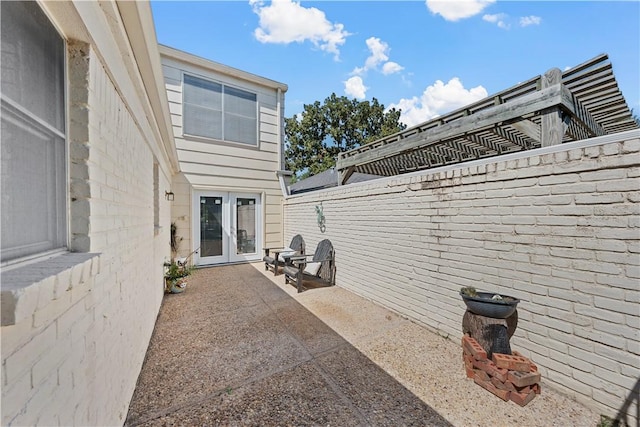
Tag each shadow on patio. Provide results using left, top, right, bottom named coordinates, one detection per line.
left=126, top=263, right=600, bottom=426
left=125, top=263, right=452, bottom=426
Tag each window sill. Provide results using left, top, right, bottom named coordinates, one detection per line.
left=1, top=252, right=100, bottom=326
left=182, top=132, right=260, bottom=150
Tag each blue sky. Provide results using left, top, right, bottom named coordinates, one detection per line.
left=151, top=0, right=640, bottom=127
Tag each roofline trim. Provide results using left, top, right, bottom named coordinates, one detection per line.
left=159, top=44, right=288, bottom=92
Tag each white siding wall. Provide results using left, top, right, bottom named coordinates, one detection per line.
left=161, top=56, right=285, bottom=257
left=284, top=131, right=640, bottom=424
left=1, top=3, right=174, bottom=425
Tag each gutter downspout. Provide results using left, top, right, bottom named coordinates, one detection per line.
left=276, top=87, right=286, bottom=246
left=277, top=88, right=283, bottom=171
left=275, top=87, right=291, bottom=197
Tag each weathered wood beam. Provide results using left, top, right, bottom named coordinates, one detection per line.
left=338, top=166, right=355, bottom=185
left=336, top=84, right=565, bottom=171
left=566, top=118, right=590, bottom=141
left=540, top=68, right=565, bottom=147
left=466, top=133, right=504, bottom=155
left=509, top=119, right=541, bottom=143
left=560, top=85, right=607, bottom=137
left=491, top=126, right=533, bottom=150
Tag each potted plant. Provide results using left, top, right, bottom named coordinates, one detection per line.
left=460, top=286, right=520, bottom=319
left=164, top=260, right=192, bottom=294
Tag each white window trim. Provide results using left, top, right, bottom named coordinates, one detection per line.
left=0, top=2, right=70, bottom=266
left=181, top=71, right=259, bottom=147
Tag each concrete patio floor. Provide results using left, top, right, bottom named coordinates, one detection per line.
left=125, top=263, right=600, bottom=426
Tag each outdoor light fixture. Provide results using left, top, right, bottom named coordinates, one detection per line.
left=165, top=191, right=174, bottom=201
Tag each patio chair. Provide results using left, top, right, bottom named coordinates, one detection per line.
left=263, top=234, right=305, bottom=276
left=283, top=239, right=335, bottom=293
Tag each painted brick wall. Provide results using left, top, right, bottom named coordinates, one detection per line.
left=1, top=40, right=171, bottom=425
left=284, top=131, right=640, bottom=423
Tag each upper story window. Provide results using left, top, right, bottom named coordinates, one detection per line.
left=183, top=74, right=258, bottom=146
left=1, top=1, right=67, bottom=263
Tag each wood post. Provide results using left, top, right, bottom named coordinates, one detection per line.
left=540, top=68, right=565, bottom=147
left=463, top=310, right=518, bottom=359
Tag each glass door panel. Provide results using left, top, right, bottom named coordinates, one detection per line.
left=194, top=191, right=261, bottom=265
left=200, top=196, right=223, bottom=257
left=229, top=193, right=261, bottom=263
left=194, top=191, right=229, bottom=265
left=235, top=198, right=256, bottom=255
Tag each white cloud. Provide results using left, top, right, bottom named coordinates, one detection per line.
left=382, top=62, right=404, bottom=75
left=344, top=76, right=368, bottom=99
left=352, top=37, right=404, bottom=77
left=250, top=0, right=350, bottom=60
left=388, top=78, right=488, bottom=127
left=363, top=37, right=389, bottom=71
left=426, top=0, right=496, bottom=22
left=520, top=15, right=542, bottom=27
left=482, top=13, right=510, bottom=29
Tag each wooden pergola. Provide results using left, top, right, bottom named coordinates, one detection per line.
left=336, top=54, right=639, bottom=184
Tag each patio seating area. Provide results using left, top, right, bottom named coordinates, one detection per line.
left=126, top=263, right=600, bottom=426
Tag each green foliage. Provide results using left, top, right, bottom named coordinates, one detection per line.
left=460, top=286, right=478, bottom=297
left=631, top=108, right=640, bottom=127
left=597, top=414, right=625, bottom=427
left=164, top=261, right=192, bottom=281
left=285, top=93, right=406, bottom=181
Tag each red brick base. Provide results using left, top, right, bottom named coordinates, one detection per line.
left=462, top=335, right=541, bottom=406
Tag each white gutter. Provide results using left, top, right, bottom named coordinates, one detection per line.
left=116, top=1, right=180, bottom=173
left=277, top=88, right=283, bottom=170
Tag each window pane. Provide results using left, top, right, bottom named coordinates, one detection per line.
left=184, top=103, right=222, bottom=140
left=1, top=1, right=65, bottom=132
left=224, top=86, right=256, bottom=145
left=1, top=108, right=66, bottom=261
left=182, top=75, right=258, bottom=146
left=224, top=86, right=257, bottom=119
left=183, top=74, right=223, bottom=139
left=224, top=113, right=257, bottom=145
left=0, top=1, right=66, bottom=262
left=184, top=75, right=222, bottom=110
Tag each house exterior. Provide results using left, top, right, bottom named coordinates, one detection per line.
left=159, top=46, right=288, bottom=266
left=1, top=1, right=290, bottom=423
left=2, top=1, right=637, bottom=425
left=0, top=1, right=179, bottom=425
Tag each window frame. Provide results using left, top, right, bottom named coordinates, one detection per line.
left=0, top=1, right=70, bottom=267
left=181, top=72, right=259, bottom=147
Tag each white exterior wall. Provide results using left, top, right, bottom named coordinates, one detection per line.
left=160, top=51, right=286, bottom=258
left=1, top=2, right=176, bottom=425
left=284, top=130, right=640, bottom=424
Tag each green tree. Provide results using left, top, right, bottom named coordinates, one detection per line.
left=632, top=108, right=640, bottom=127
left=285, top=93, right=405, bottom=181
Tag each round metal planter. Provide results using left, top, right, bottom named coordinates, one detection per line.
left=460, top=292, right=520, bottom=319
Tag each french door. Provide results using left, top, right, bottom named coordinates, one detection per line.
left=193, top=191, right=262, bottom=265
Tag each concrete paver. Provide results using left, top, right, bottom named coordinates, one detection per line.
left=126, top=262, right=600, bottom=426
left=126, top=264, right=451, bottom=426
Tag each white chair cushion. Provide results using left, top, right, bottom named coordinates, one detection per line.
left=277, top=247, right=296, bottom=262
left=303, top=262, right=322, bottom=276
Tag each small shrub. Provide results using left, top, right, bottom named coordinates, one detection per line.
left=460, top=286, right=478, bottom=297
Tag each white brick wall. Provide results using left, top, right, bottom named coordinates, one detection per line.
left=1, top=33, right=172, bottom=426
left=284, top=130, right=640, bottom=424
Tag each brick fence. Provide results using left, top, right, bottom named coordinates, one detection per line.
left=284, top=130, right=640, bottom=424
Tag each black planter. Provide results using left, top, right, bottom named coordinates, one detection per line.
left=460, top=292, right=520, bottom=319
